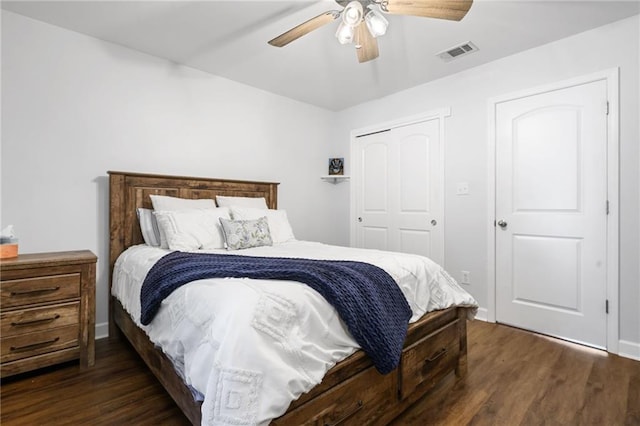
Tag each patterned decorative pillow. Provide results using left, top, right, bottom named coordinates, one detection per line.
left=230, top=207, right=296, bottom=243
left=219, top=217, right=273, bottom=250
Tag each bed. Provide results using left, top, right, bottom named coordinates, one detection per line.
left=108, top=170, right=477, bottom=425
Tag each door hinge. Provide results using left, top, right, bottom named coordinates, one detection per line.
left=606, top=101, right=609, bottom=115
left=606, top=200, right=610, bottom=215
left=606, top=299, right=609, bottom=314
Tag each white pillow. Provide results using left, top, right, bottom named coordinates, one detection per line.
left=149, top=195, right=216, bottom=212
left=230, top=207, right=295, bottom=243
left=215, top=196, right=268, bottom=209
left=150, top=194, right=216, bottom=211
left=136, top=208, right=161, bottom=247
left=149, top=195, right=217, bottom=248
left=154, top=208, right=230, bottom=251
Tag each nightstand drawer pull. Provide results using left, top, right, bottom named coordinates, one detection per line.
left=10, top=286, right=60, bottom=296
left=10, top=337, right=60, bottom=352
left=11, top=314, right=61, bottom=327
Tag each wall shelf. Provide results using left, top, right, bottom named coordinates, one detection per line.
left=321, top=175, right=350, bottom=184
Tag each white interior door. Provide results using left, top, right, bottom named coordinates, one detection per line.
left=355, top=119, right=443, bottom=264
left=495, top=80, right=608, bottom=348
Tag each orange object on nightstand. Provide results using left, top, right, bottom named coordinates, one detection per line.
left=0, top=244, right=18, bottom=259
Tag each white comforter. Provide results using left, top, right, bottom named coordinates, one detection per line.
left=112, top=241, right=477, bottom=425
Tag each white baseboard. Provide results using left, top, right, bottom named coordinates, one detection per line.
left=618, top=339, right=640, bottom=361
left=473, top=307, right=489, bottom=322
left=96, top=322, right=109, bottom=340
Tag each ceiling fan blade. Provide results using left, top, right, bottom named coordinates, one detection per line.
left=382, top=0, right=473, bottom=21
left=268, top=11, right=340, bottom=47
left=355, top=22, right=379, bottom=63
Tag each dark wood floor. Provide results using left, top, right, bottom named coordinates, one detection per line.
left=2, top=320, right=639, bottom=425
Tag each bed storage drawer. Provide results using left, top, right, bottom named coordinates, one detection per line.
left=399, top=318, right=460, bottom=400
left=275, top=365, right=397, bottom=426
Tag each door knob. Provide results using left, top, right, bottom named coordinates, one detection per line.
left=431, top=219, right=437, bottom=226
left=358, top=217, right=363, bottom=222
left=497, top=220, right=507, bottom=229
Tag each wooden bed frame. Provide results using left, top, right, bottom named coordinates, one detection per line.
left=108, top=170, right=469, bottom=425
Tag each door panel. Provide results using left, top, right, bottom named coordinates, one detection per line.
left=362, top=142, right=389, bottom=212
left=399, top=135, right=430, bottom=213
left=495, top=80, right=607, bottom=348
left=360, top=137, right=390, bottom=239
left=363, top=227, right=388, bottom=251
left=394, top=120, right=441, bottom=260
left=512, top=235, right=581, bottom=311
left=399, top=229, right=432, bottom=257
left=513, top=107, right=581, bottom=212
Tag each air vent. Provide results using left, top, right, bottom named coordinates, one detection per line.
left=436, top=41, right=479, bottom=62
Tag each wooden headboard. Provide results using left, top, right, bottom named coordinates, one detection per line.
left=108, top=171, right=279, bottom=273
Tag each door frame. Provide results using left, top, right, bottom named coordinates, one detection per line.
left=349, top=107, right=451, bottom=261
left=486, top=69, right=620, bottom=353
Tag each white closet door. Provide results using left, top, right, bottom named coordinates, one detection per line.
left=355, top=119, right=443, bottom=264
left=495, top=79, right=608, bottom=348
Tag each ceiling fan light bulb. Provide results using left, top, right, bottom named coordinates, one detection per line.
left=342, top=1, right=363, bottom=26
left=365, top=9, right=389, bottom=37
left=335, top=21, right=355, bottom=44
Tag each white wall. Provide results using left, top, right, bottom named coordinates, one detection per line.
left=3, top=10, right=639, bottom=352
left=1, top=11, right=343, bottom=334
left=335, top=15, right=640, bottom=348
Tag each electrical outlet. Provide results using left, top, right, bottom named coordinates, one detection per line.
left=456, top=182, right=469, bottom=195
left=461, top=270, right=470, bottom=284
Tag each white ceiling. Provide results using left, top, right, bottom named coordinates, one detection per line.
left=3, top=0, right=639, bottom=110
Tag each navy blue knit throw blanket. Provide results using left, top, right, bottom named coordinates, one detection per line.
left=140, top=251, right=412, bottom=374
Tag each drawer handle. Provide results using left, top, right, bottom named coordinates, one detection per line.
left=426, top=347, right=448, bottom=363
left=10, top=337, right=60, bottom=352
left=11, top=314, right=61, bottom=327
left=325, top=400, right=363, bottom=426
left=10, top=286, right=60, bottom=296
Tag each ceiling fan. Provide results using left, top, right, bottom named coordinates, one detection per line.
left=268, top=0, right=473, bottom=63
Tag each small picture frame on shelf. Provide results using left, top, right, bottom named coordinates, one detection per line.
left=328, top=158, right=344, bottom=175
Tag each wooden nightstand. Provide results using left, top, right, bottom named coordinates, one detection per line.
left=0, top=250, right=97, bottom=377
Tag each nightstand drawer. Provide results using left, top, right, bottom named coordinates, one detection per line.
left=1, top=273, right=80, bottom=308
left=1, top=325, right=79, bottom=363
left=1, top=302, right=80, bottom=338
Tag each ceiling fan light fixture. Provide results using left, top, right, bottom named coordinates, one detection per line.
left=342, top=1, right=364, bottom=26
left=268, top=0, right=473, bottom=63
left=335, top=21, right=355, bottom=44
left=365, top=8, right=389, bottom=38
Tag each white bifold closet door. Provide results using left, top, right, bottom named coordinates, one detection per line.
left=354, top=118, right=444, bottom=265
